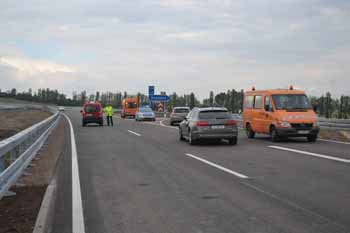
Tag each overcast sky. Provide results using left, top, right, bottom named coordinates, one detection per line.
left=0, top=0, right=349, bottom=99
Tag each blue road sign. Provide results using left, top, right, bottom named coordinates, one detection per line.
left=148, top=86, right=155, bottom=96
left=149, top=95, right=170, bottom=102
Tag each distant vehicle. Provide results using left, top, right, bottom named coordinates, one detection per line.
left=135, top=107, right=156, bottom=121
left=121, top=97, right=138, bottom=118
left=80, top=101, right=103, bottom=127
left=179, top=107, right=238, bottom=145
left=58, top=106, right=65, bottom=111
left=231, top=113, right=242, bottom=120
left=243, top=86, right=319, bottom=142
left=170, top=107, right=190, bottom=125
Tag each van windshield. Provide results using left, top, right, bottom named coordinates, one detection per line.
left=272, top=94, right=311, bottom=110
left=127, top=102, right=137, bottom=108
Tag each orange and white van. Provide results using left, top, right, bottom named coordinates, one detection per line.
left=243, top=86, right=319, bottom=142
left=121, top=97, right=138, bottom=118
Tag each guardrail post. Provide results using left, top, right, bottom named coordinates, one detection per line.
left=0, top=157, right=5, bottom=173
left=10, top=149, right=17, bottom=163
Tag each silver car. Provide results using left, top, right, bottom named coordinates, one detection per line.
left=179, top=107, right=238, bottom=145
left=170, top=107, right=190, bottom=125
left=135, top=107, right=156, bottom=121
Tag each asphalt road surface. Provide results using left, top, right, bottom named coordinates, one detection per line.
left=56, top=107, right=350, bottom=233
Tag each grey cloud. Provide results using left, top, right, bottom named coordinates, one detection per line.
left=0, top=0, right=349, bottom=99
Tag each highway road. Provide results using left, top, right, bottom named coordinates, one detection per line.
left=53, top=107, right=350, bottom=233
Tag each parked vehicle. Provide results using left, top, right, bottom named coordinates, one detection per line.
left=58, top=106, right=65, bottom=111
left=179, top=107, right=238, bottom=145
left=81, top=101, right=103, bottom=126
left=243, top=86, right=319, bottom=142
left=135, top=107, right=156, bottom=121
left=170, top=107, right=190, bottom=125
left=121, top=97, right=138, bottom=118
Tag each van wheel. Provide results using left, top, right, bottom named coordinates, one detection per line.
left=229, top=137, right=237, bottom=145
left=270, top=126, right=280, bottom=142
left=82, top=122, right=86, bottom=127
left=246, top=124, right=255, bottom=139
left=307, top=135, right=317, bottom=142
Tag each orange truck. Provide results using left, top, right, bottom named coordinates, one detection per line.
left=121, top=97, right=138, bottom=118
left=243, top=86, right=319, bottom=142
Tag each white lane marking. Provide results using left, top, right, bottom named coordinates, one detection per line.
left=160, top=120, right=178, bottom=129
left=185, top=153, right=249, bottom=179
left=143, top=119, right=178, bottom=130
left=318, top=139, right=350, bottom=145
left=268, top=145, right=350, bottom=163
left=62, top=114, right=86, bottom=233
left=127, top=130, right=141, bottom=137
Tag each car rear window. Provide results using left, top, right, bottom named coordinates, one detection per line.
left=85, top=104, right=101, bottom=113
left=174, top=108, right=189, bottom=113
left=139, top=108, right=152, bottom=112
left=199, top=110, right=230, bottom=119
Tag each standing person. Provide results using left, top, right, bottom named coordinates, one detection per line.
left=103, top=104, right=114, bottom=126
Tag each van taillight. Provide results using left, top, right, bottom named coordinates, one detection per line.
left=196, top=121, right=209, bottom=127
left=226, top=120, right=237, bottom=126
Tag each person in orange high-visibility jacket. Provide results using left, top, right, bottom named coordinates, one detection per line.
left=103, top=105, right=114, bottom=126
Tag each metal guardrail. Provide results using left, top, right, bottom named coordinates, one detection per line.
left=0, top=111, right=60, bottom=199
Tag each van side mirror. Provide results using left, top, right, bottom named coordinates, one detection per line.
left=313, top=105, right=317, bottom=112
left=80, top=110, right=83, bottom=113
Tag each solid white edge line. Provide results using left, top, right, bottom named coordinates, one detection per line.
left=127, top=130, right=141, bottom=136
left=185, top=153, right=249, bottom=179
left=318, top=139, right=350, bottom=145
left=63, top=114, right=86, bottom=233
left=268, top=145, right=350, bottom=163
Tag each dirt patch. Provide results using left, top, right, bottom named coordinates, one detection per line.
left=0, top=186, right=47, bottom=233
left=319, top=129, right=350, bottom=142
left=0, top=118, right=66, bottom=233
left=0, top=109, right=52, bottom=140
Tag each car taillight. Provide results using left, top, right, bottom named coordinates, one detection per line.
left=196, top=121, right=209, bottom=127
left=226, top=120, right=237, bottom=126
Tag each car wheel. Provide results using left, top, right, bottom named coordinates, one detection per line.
left=270, top=126, right=280, bottom=142
left=179, top=129, right=185, bottom=141
left=188, top=130, right=197, bottom=145
left=170, top=121, right=174, bottom=126
left=229, top=137, right=238, bottom=145
left=82, top=120, right=86, bottom=127
left=307, top=135, right=317, bottom=142
left=246, top=124, right=255, bottom=139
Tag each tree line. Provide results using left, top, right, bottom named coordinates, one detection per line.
left=1, top=88, right=350, bottom=119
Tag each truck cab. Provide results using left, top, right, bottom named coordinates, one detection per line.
left=121, top=97, right=138, bottom=118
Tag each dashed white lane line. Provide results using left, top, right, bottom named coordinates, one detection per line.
left=128, top=130, right=141, bottom=137
left=268, top=145, right=350, bottom=163
left=185, top=153, right=249, bottom=179
left=63, top=114, right=86, bottom=233
left=318, top=139, right=350, bottom=145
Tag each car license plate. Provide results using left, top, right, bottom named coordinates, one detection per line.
left=298, top=130, right=309, bottom=134
left=86, top=114, right=93, bottom=117
left=212, top=125, right=225, bottom=129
